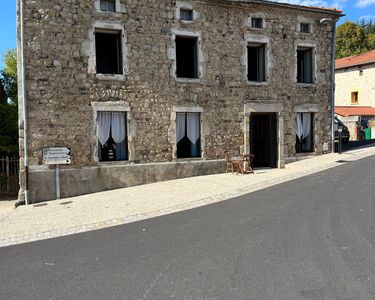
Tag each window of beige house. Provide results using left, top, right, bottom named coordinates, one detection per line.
left=351, top=91, right=359, bottom=104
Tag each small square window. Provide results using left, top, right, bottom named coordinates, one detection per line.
left=251, top=18, right=263, bottom=28
left=300, top=23, right=310, bottom=33
left=100, top=0, right=115, bottom=12
left=351, top=91, right=359, bottom=104
left=180, top=9, right=193, bottom=21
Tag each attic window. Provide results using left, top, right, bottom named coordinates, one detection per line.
left=100, top=0, right=115, bottom=12
left=251, top=18, right=263, bottom=28
left=180, top=9, right=193, bottom=21
left=175, top=36, right=198, bottom=79
left=300, top=23, right=310, bottom=33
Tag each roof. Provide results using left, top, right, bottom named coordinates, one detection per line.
left=335, top=106, right=375, bottom=117
left=229, top=1, right=343, bottom=14
left=336, top=50, right=375, bottom=70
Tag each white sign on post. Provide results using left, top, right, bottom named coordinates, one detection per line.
left=43, top=147, right=71, bottom=200
left=43, top=147, right=71, bottom=165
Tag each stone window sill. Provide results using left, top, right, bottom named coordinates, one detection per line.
left=96, top=73, right=125, bottom=81
left=96, top=160, right=139, bottom=167
left=179, top=20, right=194, bottom=24
left=296, top=82, right=316, bottom=88
left=175, top=77, right=201, bottom=84
left=96, top=11, right=123, bottom=17
left=246, top=80, right=269, bottom=86
left=295, top=151, right=316, bottom=157
left=176, top=157, right=203, bottom=162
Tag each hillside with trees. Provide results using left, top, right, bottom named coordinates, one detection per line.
left=336, top=21, right=375, bottom=59
left=0, top=49, right=18, bottom=156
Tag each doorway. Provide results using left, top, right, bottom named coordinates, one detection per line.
left=250, top=113, right=278, bottom=168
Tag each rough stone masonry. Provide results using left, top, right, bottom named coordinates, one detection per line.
left=17, top=0, right=342, bottom=202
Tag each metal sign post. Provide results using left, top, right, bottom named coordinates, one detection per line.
left=43, top=147, right=71, bottom=200
left=56, top=164, right=60, bottom=200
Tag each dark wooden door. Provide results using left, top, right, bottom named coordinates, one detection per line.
left=250, top=113, right=277, bottom=168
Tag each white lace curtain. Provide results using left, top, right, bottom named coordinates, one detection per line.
left=295, top=112, right=311, bottom=141
left=111, top=112, right=126, bottom=143
left=96, top=111, right=126, bottom=145
left=176, top=113, right=186, bottom=143
left=187, top=113, right=200, bottom=144
left=176, top=112, right=200, bottom=144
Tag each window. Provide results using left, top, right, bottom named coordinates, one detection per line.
left=175, top=36, right=198, bottom=78
left=297, top=47, right=313, bottom=83
left=180, top=9, right=193, bottom=21
left=96, top=111, right=128, bottom=161
left=351, top=91, right=359, bottom=104
left=251, top=18, right=263, bottom=28
left=176, top=112, right=201, bottom=158
left=100, top=0, right=115, bottom=12
left=295, top=113, right=314, bottom=153
left=300, top=23, right=310, bottom=33
left=247, top=44, right=266, bottom=82
left=95, top=31, right=123, bottom=75
left=359, top=69, right=363, bottom=76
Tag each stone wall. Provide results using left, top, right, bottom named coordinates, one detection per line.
left=18, top=0, right=340, bottom=202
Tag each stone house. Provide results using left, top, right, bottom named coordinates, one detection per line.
left=17, top=0, right=341, bottom=203
left=335, top=50, right=375, bottom=140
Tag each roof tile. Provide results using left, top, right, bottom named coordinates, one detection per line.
left=335, top=106, right=375, bottom=117
left=336, top=50, right=375, bottom=69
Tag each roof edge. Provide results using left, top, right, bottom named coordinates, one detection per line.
left=228, top=0, right=344, bottom=16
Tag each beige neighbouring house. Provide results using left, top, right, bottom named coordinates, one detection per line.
left=17, top=0, right=341, bottom=203
left=335, top=50, right=375, bottom=140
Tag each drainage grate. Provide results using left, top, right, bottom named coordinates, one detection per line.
left=60, top=201, right=73, bottom=206
left=33, top=203, right=48, bottom=207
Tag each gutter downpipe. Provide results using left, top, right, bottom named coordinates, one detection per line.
left=331, top=21, right=337, bottom=153
left=19, top=0, right=29, bottom=205
left=320, top=18, right=338, bottom=153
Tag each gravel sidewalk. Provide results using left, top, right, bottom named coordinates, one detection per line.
left=1, top=146, right=375, bottom=247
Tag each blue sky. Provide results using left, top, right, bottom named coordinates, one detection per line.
left=0, top=0, right=374, bottom=68
left=272, top=0, right=375, bottom=23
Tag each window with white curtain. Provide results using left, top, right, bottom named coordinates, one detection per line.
left=176, top=112, right=201, bottom=158
left=295, top=112, right=314, bottom=153
left=96, top=111, right=128, bottom=161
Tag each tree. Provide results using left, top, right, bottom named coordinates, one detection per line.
left=1, top=49, right=17, bottom=104
left=0, top=49, right=18, bottom=156
left=336, top=21, right=375, bottom=59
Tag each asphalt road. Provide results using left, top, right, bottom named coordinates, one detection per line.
left=1, top=155, right=375, bottom=300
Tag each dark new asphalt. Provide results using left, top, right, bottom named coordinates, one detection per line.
left=1, top=155, right=375, bottom=299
